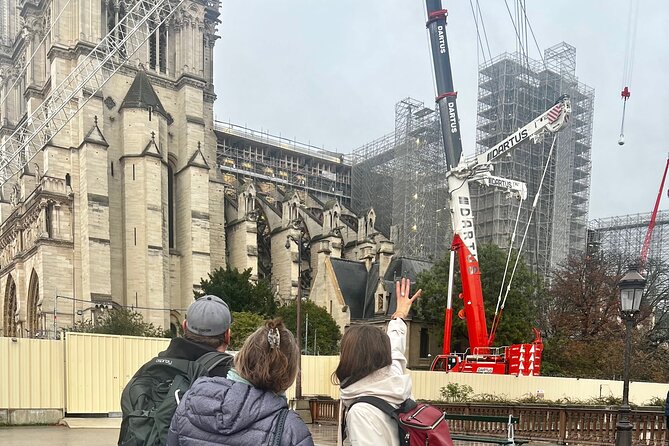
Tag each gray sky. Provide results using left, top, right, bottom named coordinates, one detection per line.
left=213, top=1, right=669, bottom=220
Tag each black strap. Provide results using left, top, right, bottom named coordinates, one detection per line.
left=345, top=397, right=412, bottom=446
left=270, top=408, right=289, bottom=446
left=195, top=351, right=231, bottom=374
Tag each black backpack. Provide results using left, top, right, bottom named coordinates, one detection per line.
left=118, top=351, right=231, bottom=446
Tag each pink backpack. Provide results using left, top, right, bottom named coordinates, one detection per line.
left=346, top=397, right=454, bottom=446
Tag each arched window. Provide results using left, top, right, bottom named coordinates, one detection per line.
left=167, top=158, right=176, bottom=249
left=3, top=275, right=18, bottom=337
left=106, top=0, right=127, bottom=58
left=27, top=270, right=40, bottom=337
left=149, top=18, right=167, bottom=74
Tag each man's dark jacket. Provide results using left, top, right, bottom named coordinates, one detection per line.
left=158, top=337, right=233, bottom=377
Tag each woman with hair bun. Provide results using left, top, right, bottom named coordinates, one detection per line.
left=168, top=318, right=314, bottom=446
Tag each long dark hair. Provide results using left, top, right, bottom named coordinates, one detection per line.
left=333, top=325, right=391, bottom=388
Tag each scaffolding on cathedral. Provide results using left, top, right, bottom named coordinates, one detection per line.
left=473, top=42, right=594, bottom=277
left=587, top=210, right=669, bottom=265
left=213, top=121, right=352, bottom=206
left=351, top=98, right=450, bottom=261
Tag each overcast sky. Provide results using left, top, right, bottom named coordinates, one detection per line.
left=213, top=1, right=669, bottom=221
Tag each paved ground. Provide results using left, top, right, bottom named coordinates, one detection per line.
left=0, top=423, right=557, bottom=445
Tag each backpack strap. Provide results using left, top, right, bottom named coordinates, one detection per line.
left=346, top=397, right=410, bottom=446
left=270, top=408, right=289, bottom=446
left=195, top=351, right=232, bottom=375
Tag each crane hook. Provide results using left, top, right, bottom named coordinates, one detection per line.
left=618, top=87, right=630, bottom=146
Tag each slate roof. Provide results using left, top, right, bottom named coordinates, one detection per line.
left=120, top=70, right=167, bottom=117
left=382, top=257, right=433, bottom=316
left=329, top=258, right=368, bottom=319
left=329, top=256, right=433, bottom=320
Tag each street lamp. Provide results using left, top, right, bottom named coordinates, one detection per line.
left=285, top=233, right=303, bottom=400
left=615, top=266, right=646, bottom=446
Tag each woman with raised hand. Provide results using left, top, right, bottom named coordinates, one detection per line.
left=335, top=278, right=422, bottom=446
left=168, top=318, right=314, bottom=446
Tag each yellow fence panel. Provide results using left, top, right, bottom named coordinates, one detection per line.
left=65, top=332, right=169, bottom=413
left=286, top=355, right=340, bottom=400
left=0, top=337, right=64, bottom=409
left=284, top=357, right=669, bottom=406
left=410, top=371, right=669, bottom=405
left=1, top=334, right=662, bottom=415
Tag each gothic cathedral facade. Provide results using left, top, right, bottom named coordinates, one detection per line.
left=0, top=0, right=224, bottom=337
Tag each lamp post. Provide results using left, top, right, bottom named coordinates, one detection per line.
left=615, top=266, right=646, bottom=446
left=285, top=232, right=303, bottom=400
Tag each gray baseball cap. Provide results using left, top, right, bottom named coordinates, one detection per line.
left=186, top=295, right=232, bottom=336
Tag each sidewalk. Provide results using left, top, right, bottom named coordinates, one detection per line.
left=0, top=422, right=557, bottom=446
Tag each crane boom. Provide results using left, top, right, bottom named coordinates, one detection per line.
left=0, top=0, right=186, bottom=187
left=425, top=1, right=463, bottom=171
left=469, top=97, right=570, bottom=169
left=641, top=155, right=669, bottom=266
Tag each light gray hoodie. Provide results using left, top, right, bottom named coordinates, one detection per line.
left=338, top=318, right=412, bottom=446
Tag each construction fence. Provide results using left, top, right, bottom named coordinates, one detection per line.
left=1, top=334, right=668, bottom=417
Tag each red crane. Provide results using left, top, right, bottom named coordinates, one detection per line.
left=640, top=155, right=669, bottom=267
left=424, top=1, right=570, bottom=375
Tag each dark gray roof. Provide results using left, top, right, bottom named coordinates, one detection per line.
left=120, top=70, right=167, bottom=117
left=329, top=256, right=434, bottom=321
left=383, top=257, right=433, bottom=282
left=383, top=257, right=433, bottom=316
left=362, top=263, right=379, bottom=318
left=329, top=258, right=368, bottom=319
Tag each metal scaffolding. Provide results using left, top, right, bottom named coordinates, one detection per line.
left=351, top=98, right=450, bottom=261
left=473, top=42, right=594, bottom=277
left=214, top=121, right=352, bottom=206
left=587, top=211, right=669, bottom=265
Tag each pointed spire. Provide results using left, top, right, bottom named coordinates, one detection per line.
left=120, top=70, right=167, bottom=117
left=83, top=115, right=109, bottom=147
left=186, top=144, right=210, bottom=170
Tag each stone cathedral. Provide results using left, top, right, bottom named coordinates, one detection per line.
left=0, top=0, right=224, bottom=336
left=0, top=1, right=438, bottom=366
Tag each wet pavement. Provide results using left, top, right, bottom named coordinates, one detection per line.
left=0, top=423, right=557, bottom=445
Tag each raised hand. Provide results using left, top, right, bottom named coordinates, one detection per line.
left=393, top=277, right=422, bottom=320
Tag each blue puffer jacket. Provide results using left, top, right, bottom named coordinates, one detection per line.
left=167, top=376, right=314, bottom=446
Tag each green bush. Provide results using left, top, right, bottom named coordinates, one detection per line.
left=440, top=383, right=474, bottom=402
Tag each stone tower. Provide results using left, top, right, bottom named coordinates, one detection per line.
left=0, top=0, right=224, bottom=337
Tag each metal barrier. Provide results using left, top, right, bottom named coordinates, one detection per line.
left=310, top=400, right=669, bottom=446
left=309, top=399, right=339, bottom=424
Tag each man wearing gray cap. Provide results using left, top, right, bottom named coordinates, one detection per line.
left=118, top=295, right=233, bottom=446
left=156, top=294, right=234, bottom=377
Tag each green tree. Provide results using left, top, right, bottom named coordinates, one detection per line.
left=415, top=243, right=542, bottom=352
left=229, top=311, right=265, bottom=350
left=70, top=308, right=167, bottom=337
left=197, top=267, right=277, bottom=316
left=277, top=300, right=341, bottom=355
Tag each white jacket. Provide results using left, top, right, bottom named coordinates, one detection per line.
left=338, top=318, right=412, bottom=446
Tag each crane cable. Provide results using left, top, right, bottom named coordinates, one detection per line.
left=490, top=194, right=524, bottom=325
left=618, top=0, right=640, bottom=146
left=0, top=0, right=74, bottom=111
left=469, top=0, right=493, bottom=66
left=488, top=134, right=558, bottom=345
